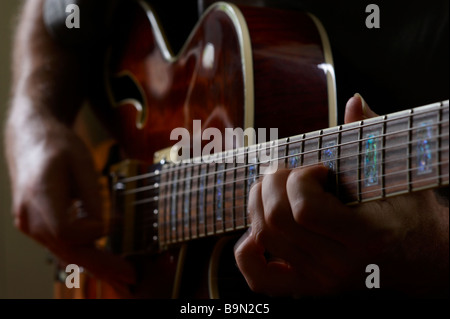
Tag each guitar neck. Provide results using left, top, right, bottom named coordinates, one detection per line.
left=109, top=100, right=448, bottom=254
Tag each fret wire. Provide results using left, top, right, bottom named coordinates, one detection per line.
left=232, top=150, right=237, bottom=231
left=179, top=164, right=186, bottom=241
left=244, top=147, right=249, bottom=228
left=381, top=115, right=387, bottom=198
left=283, top=137, right=289, bottom=169
left=300, top=134, right=305, bottom=166
left=118, top=105, right=449, bottom=184
left=437, top=106, right=443, bottom=185
left=185, top=164, right=193, bottom=240
left=200, top=163, right=208, bottom=236
left=126, top=144, right=449, bottom=204
left=318, top=130, right=323, bottom=165
left=212, top=162, right=217, bottom=235
left=407, top=110, right=413, bottom=192
left=219, top=162, right=226, bottom=233
left=336, top=125, right=342, bottom=198
left=166, top=165, right=173, bottom=244
left=192, top=165, right=199, bottom=239
left=357, top=121, right=363, bottom=202
left=160, top=165, right=168, bottom=246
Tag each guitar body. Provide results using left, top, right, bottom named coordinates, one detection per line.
left=60, top=1, right=336, bottom=298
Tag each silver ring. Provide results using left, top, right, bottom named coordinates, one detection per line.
left=67, top=200, right=88, bottom=220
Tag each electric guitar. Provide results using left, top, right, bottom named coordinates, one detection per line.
left=54, top=0, right=449, bottom=298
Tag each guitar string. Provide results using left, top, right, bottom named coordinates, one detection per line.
left=149, top=117, right=449, bottom=179
left=121, top=140, right=449, bottom=201
left=130, top=161, right=449, bottom=210
left=128, top=159, right=449, bottom=212
left=118, top=121, right=449, bottom=191
left=117, top=105, right=448, bottom=184
left=121, top=135, right=449, bottom=197
left=120, top=133, right=444, bottom=194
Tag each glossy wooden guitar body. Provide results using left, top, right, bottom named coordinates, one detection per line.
left=58, top=0, right=335, bottom=298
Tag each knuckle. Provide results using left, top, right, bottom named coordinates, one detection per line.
left=291, top=197, right=313, bottom=227
left=264, top=200, right=285, bottom=230
left=251, top=225, right=266, bottom=247
left=286, top=168, right=305, bottom=187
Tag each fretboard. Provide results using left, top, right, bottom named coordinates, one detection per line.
left=110, top=100, right=448, bottom=254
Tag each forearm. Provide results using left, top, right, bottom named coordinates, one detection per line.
left=10, top=0, right=86, bottom=126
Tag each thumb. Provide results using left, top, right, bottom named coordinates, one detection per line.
left=344, top=93, right=378, bottom=124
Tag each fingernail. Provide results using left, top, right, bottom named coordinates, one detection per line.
left=354, top=93, right=376, bottom=118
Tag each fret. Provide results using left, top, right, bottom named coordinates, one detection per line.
left=215, top=162, right=225, bottom=233
left=384, top=110, right=409, bottom=197
left=437, top=103, right=442, bottom=185
left=164, top=165, right=172, bottom=244
left=303, top=131, right=320, bottom=166
left=169, top=164, right=178, bottom=243
left=258, top=140, right=273, bottom=175
left=336, top=125, right=342, bottom=197
left=381, top=116, right=387, bottom=198
left=277, top=137, right=288, bottom=169
left=176, top=164, right=185, bottom=242
left=198, top=163, right=208, bottom=237
left=287, top=134, right=303, bottom=169
left=246, top=145, right=258, bottom=227
left=318, top=129, right=323, bottom=164
left=411, top=105, right=440, bottom=190
left=183, top=162, right=192, bottom=241
left=360, top=117, right=383, bottom=201
left=321, top=127, right=339, bottom=194
left=357, top=121, right=363, bottom=203
left=339, top=122, right=359, bottom=203
left=407, top=110, right=413, bottom=192
left=321, top=127, right=339, bottom=172
left=190, top=164, right=200, bottom=239
left=224, top=149, right=236, bottom=231
left=158, top=164, right=169, bottom=247
left=234, top=147, right=246, bottom=229
left=440, top=101, right=449, bottom=186
left=206, top=160, right=216, bottom=235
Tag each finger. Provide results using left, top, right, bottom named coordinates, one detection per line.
left=261, top=169, right=296, bottom=233
left=234, top=230, right=304, bottom=296
left=250, top=172, right=339, bottom=291
left=286, top=165, right=377, bottom=247
left=344, top=93, right=378, bottom=124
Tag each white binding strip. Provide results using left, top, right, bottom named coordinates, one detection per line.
left=138, top=1, right=254, bottom=138
left=308, top=13, right=337, bottom=127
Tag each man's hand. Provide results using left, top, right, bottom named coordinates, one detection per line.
left=234, top=94, right=449, bottom=297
